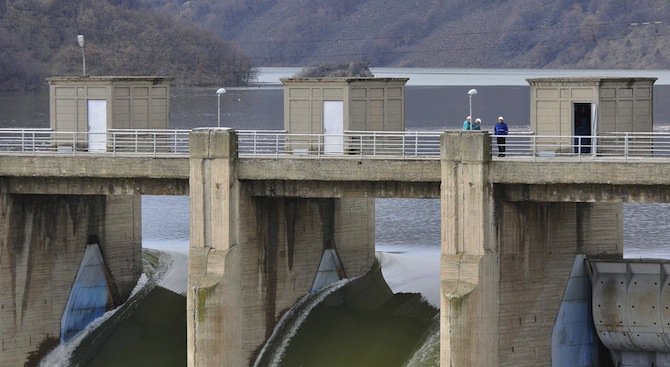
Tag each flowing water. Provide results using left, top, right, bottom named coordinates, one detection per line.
left=3, top=67, right=670, bottom=366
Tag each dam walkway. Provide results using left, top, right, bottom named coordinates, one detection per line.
left=3, top=128, right=670, bottom=161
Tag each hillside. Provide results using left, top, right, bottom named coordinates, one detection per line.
left=141, top=0, right=670, bottom=69
left=0, top=0, right=253, bottom=90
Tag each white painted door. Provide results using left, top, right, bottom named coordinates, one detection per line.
left=323, top=101, right=344, bottom=154
left=87, top=100, right=107, bottom=152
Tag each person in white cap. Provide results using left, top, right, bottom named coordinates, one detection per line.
left=472, top=118, right=481, bottom=130
left=494, top=116, right=509, bottom=156
left=462, top=115, right=471, bottom=130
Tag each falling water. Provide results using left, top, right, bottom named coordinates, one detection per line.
left=253, top=279, right=352, bottom=367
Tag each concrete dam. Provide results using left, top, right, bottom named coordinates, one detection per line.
left=4, top=128, right=670, bottom=366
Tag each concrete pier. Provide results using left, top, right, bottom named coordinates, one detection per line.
left=439, top=131, right=623, bottom=366
left=0, top=193, right=141, bottom=366
left=187, top=129, right=375, bottom=366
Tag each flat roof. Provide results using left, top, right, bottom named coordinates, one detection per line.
left=527, top=76, right=657, bottom=83
left=281, top=77, right=409, bottom=84
left=46, top=76, right=172, bottom=83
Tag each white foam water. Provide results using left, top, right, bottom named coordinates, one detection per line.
left=38, top=274, right=149, bottom=367
left=253, top=279, right=352, bottom=367
left=402, top=317, right=440, bottom=367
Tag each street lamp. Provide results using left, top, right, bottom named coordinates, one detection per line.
left=216, top=88, right=227, bottom=128
left=467, top=89, right=478, bottom=127
left=77, top=35, right=86, bottom=76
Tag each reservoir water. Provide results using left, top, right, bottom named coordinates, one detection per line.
left=2, top=67, right=669, bottom=366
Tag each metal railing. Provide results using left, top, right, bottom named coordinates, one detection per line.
left=4, top=128, right=670, bottom=162
left=236, top=130, right=442, bottom=158
left=0, top=129, right=190, bottom=157
left=492, top=132, right=670, bottom=161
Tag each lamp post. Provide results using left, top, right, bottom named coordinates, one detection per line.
left=467, top=89, right=478, bottom=127
left=216, top=88, right=226, bottom=128
left=77, top=35, right=86, bottom=76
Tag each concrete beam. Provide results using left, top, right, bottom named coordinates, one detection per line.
left=237, top=158, right=440, bottom=182
left=2, top=177, right=188, bottom=195
left=244, top=179, right=440, bottom=198
left=0, top=156, right=189, bottom=179
left=499, top=183, right=670, bottom=203
left=491, top=161, right=670, bottom=185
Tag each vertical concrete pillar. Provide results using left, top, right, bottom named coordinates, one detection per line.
left=103, top=195, right=142, bottom=298
left=440, top=131, right=498, bottom=366
left=188, top=128, right=241, bottom=367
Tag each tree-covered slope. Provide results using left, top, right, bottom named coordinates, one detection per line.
left=142, top=0, right=670, bottom=69
left=0, top=0, right=253, bottom=90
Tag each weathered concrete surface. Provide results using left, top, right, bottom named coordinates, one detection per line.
left=0, top=156, right=188, bottom=195
left=499, top=183, right=670, bottom=203
left=0, top=194, right=141, bottom=366
left=0, top=155, right=188, bottom=178
left=187, top=129, right=375, bottom=367
left=440, top=132, right=624, bottom=366
left=491, top=160, right=670, bottom=185
left=440, top=131, right=497, bottom=366
left=497, top=202, right=621, bottom=366
left=238, top=158, right=440, bottom=182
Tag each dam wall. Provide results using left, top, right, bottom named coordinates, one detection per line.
left=440, top=132, right=624, bottom=366
left=0, top=193, right=141, bottom=366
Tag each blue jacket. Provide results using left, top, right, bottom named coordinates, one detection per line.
left=463, top=120, right=471, bottom=130
left=494, top=121, right=508, bottom=135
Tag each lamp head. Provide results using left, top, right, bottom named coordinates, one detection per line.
left=77, top=35, right=85, bottom=48
left=467, top=88, right=478, bottom=96
left=216, top=88, right=227, bottom=95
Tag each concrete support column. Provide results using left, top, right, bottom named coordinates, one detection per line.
left=188, top=128, right=241, bottom=367
left=440, top=131, right=498, bottom=366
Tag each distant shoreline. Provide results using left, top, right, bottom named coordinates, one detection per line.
left=253, top=67, right=670, bottom=86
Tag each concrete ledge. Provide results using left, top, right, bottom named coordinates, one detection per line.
left=491, top=161, right=670, bottom=185
left=0, top=156, right=189, bottom=179
left=237, top=158, right=441, bottom=182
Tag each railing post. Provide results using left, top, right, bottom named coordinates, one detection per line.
left=577, top=136, right=582, bottom=161
left=72, top=133, right=76, bottom=155
left=624, top=133, right=629, bottom=162
left=530, top=135, right=537, bottom=161
left=275, top=134, right=279, bottom=158
left=113, top=132, right=117, bottom=157
left=414, top=132, right=418, bottom=157
left=373, top=132, right=377, bottom=156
